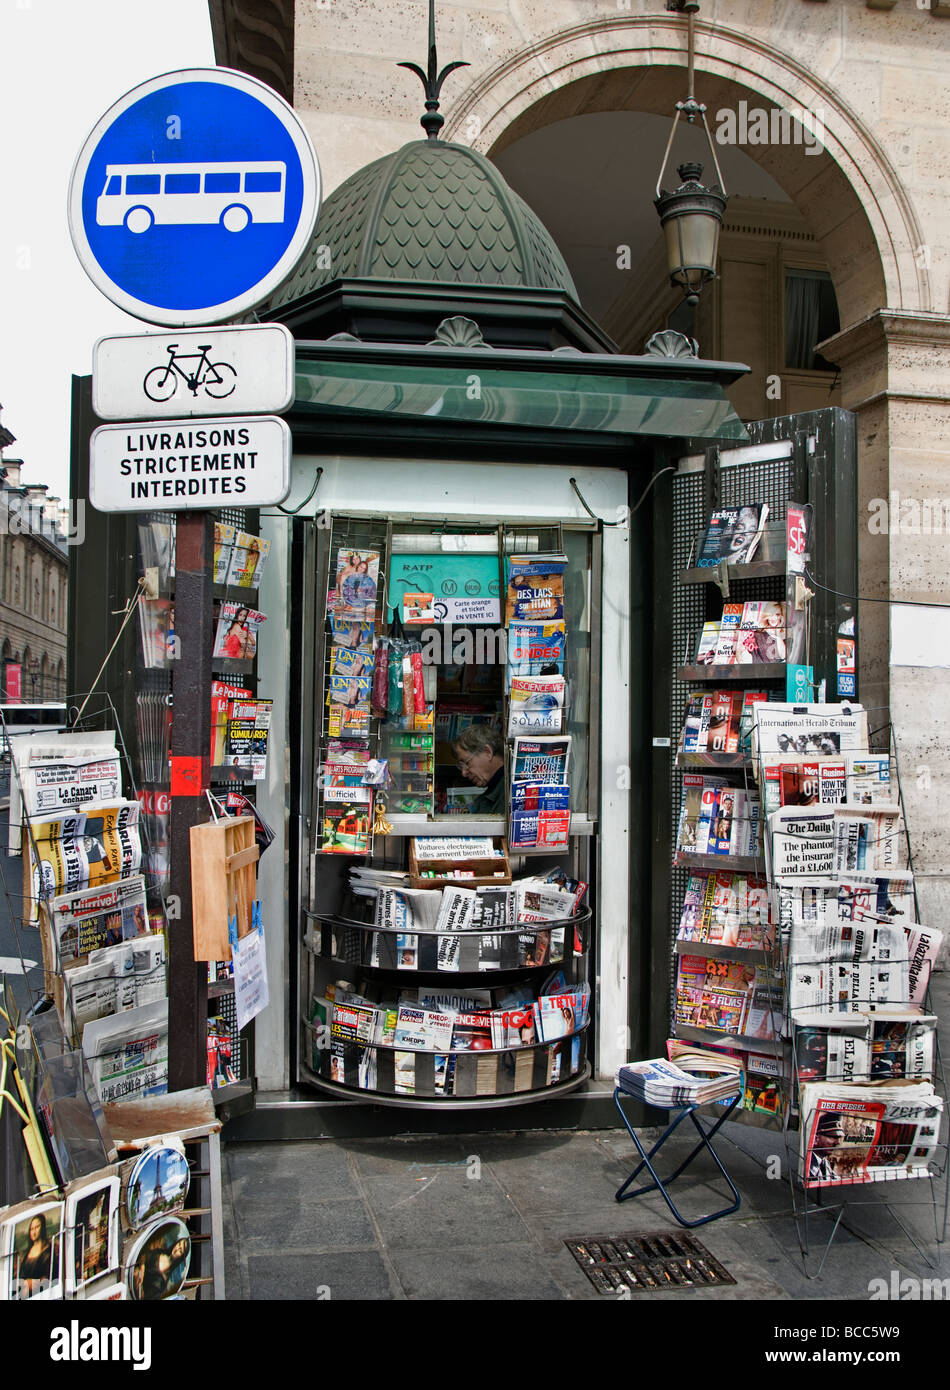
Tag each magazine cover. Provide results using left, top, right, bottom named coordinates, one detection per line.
left=511, top=736, right=571, bottom=785
left=506, top=621, right=566, bottom=683
left=225, top=531, right=270, bottom=589
left=711, top=604, right=744, bottom=664
left=212, top=602, right=266, bottom=660
left=138, top=597, right=176, bottom=669
left=332, top=548, right=380, bottom=621
left=212, top=521, right=235, bottom=584
left=735, top=601, right=786, bottom=664
left=695, top=621, right=720, bottom=664
left=505, top=566, right=565, bottom=625
left=696, top=504, right=769, bottom=567
left=320, top=786, right=372, bottom=854
left=507, top=674, right=565, bottom=735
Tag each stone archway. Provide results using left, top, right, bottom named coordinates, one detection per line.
left=442, top=14, right=950, bottom=926
left=442, top=14, right=928, bottom=329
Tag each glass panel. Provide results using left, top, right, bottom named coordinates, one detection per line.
left=562, top=529, right=591, bottom=816
left=126, top=175, right=160, bottom=196
left=294, top=360, right=747, bottom=441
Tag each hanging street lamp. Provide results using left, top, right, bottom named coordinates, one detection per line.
left=654, top=0, right=728, bottom=304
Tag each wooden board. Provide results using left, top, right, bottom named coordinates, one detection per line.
left=190, top=817, right=258, bottom=960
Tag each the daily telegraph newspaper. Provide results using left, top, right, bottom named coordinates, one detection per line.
left=799, top=1079, right=943, bottom=1188
left=768, top=805, right=903, bottom=883
left=25, top=802, right=142, bottom=925
left=81, top=999, right=168, bottom=1106
left=8, top=732, right=121, bottom=854
left=49, top=875, right=149, bottom=967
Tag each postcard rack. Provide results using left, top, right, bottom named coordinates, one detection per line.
left=301, top=908, right=591, bottom=1107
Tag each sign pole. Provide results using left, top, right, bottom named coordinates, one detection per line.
left=168, top=511, right=214, bottom=1090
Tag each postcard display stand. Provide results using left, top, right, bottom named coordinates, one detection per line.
left=0, top=700, right=223, bottom=1300
left=138, top=512, right=271, bottom=1102
left=301, top=519, right=593, bottom=1107
left=672, top=506, right=949, bottom=1272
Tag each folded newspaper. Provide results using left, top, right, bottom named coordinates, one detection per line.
left=799, top=1079, right=943, bottom=1188
left=615, top=1055, right=741, bottom=1107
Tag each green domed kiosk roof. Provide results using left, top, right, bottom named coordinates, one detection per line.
left=267, top=138, right=579, bottom=310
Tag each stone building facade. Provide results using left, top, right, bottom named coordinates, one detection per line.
left=211, top=0, right=950, bottom=925
left=0, top=407, right=69, bottom=703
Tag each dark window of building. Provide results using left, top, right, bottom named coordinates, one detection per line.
left=785, top=270, right=840, bottom=371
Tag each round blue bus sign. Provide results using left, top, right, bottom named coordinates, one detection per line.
left=68, top=68, right=321, bottom=326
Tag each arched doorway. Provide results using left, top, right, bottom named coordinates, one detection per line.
left=438, top=16, right=950, bottom=926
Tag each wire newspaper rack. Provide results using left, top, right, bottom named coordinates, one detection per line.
left=765, top=715, right=949, bottom=1278
left=670, top=705, right=949, bottom=1278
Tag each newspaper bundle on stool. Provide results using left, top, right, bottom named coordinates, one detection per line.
left=615, top=1051, right=742, bottom=1107
left=612, top=1048, right=744, bottom=1227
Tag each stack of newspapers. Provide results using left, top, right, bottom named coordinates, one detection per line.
left=615, top=1053, right=741, bottom=1106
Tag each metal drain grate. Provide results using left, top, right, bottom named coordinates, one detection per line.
left=564, top=1230, right=736, bottom=1295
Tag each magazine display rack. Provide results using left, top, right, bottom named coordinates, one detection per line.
left=301, top=908, right=591, bottom=1107
left=0, top=696, right=174, bottom=1110
left=671, top=499, right=948, bottom=1271
left=137, top=512, right=262, bottom=1104
left=668, top=510, right=812, bottom=1129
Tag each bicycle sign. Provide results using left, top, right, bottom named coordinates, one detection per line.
left=143, top=344, right=236, bottom=403
left=68, top=68, right=321, bottom=326
left=93, top=324, right=294, bottom=421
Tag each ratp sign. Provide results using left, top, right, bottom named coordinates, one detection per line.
left=68, top=68, right=320, bottom=326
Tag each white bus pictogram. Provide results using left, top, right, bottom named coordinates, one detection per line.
left=95, top=161, right=287, bottom=233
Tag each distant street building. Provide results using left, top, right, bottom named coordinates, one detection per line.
left=0, top=404, right=68, bottom=702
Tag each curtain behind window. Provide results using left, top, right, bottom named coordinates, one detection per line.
left=785, top=270, right=839, bottom=370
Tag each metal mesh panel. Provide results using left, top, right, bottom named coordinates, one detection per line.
left=669, top=469, right=706, bottom=1008
left=667, top=452, right=793, bottom=1016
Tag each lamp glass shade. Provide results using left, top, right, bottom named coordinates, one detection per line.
left=662, top=207, right=722, bottom=290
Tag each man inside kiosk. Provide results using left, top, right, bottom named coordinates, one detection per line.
left=452, top=724, right=506, bottom=815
